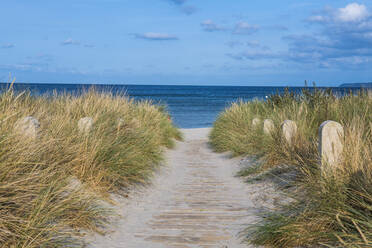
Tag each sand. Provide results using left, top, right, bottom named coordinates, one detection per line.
left=85, top=128, right=271, bottom=248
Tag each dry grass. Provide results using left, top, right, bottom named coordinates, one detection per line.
left=0, top=82, right=181, bottom=247
left=210, top=88, right=372, bottom=247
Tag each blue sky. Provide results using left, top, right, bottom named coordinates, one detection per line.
left=1, top=0, right=372, bottom=86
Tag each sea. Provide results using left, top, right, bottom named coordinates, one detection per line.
left=0, top=83, right=361, bottom=128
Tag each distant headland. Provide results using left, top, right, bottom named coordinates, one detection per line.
left=339, top=82, right=372, bottom=88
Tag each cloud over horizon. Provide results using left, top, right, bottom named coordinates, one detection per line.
left=227, top=3, right=372, bottom=70
left=294, top=3, right=372, bottom=67
left=134, top=32, right=179, bottom=40
left=2, top=1, right=372, bottom=85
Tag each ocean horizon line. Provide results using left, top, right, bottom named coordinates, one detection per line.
left=0, top=81, right=351, bottom=88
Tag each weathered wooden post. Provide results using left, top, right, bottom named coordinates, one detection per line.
left=14, top=116, right=40, bottom=139
left=116, top=118, right=125, bottom=135
left=252, top=118, right=261, bottom=128
left=118, top=118, right=124, bottom=129
left=78, top=117, right=93, bottom=135
left=281, top=120, right=297, bottom=145
left=263, top=119, right=274, bottom=135
left=319, top=120, right=344, bottom=169
left=298, top=102, right=306, bottom=116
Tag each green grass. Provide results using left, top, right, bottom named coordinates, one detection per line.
left=0, top=82, right=181, bottom=247
left=210, top=88, right=372, bottom=247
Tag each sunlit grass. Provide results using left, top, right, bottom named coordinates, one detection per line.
left=0, top=82, right=181, bottom=247
left=210, top=88, right=372, bottom=247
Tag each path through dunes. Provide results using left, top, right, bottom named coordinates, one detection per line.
left=87, top=128, right=259, bottom=248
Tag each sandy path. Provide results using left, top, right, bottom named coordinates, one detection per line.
left=87, top=128, right=258, bottom=248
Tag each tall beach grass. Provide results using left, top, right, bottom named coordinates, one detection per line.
left=0, top=82, right=181, bottom=247
left=210, top=88, right=371, bottom=247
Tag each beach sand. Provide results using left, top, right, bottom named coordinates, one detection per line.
left=85, top=128, right=277, bottom=248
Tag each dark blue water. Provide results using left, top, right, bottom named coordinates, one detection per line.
left=0, top=83, right=360, bottom=128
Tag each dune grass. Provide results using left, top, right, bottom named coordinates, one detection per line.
left=0, top=82, right=181, bottom=247
left=210, top=88, right=371, bottom=247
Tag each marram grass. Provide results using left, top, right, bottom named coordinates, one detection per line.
left=210, top=88, right=371, bottom=247
left=0, top=84, right=181, bottom=247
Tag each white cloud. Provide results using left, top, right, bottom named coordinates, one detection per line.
left=337, top=3, right=369, bottom=22
left=200, top=20, right=226, bottom=32
left=308, top=3, right=370, bottom=24
left=233, top=22, right=259, bottom=35
left=201, top=20, right=260, bottom=35
left=284, top=1, right=372, bottom=70
left=134, top=32, right=179, bottom=40
left=227, top=50, right=280, bottom=60
left=61, top=38, right=80, bottom=46
left=1, top=43, right=15, bottom=49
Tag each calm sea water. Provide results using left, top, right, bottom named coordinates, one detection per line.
left=0, top=83, right=359, bottom=128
